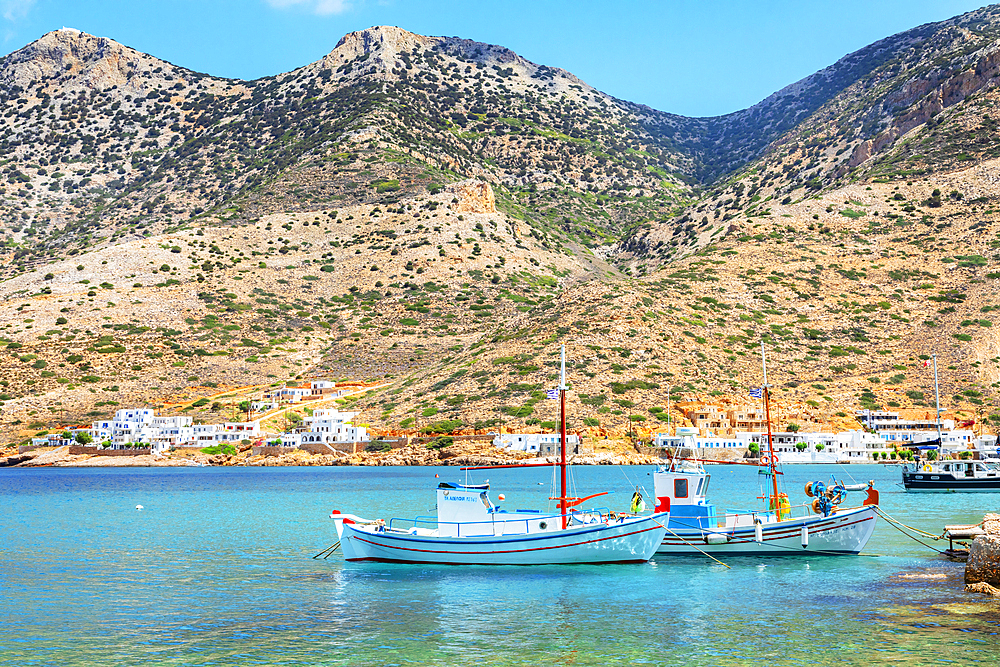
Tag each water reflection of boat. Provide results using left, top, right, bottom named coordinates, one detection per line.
left=329, top=346, right=667, bottom=564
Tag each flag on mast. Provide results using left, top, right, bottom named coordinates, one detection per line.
left=749, top=387, right=763, bottom=399
left=546, top=389, right=559, bottom=400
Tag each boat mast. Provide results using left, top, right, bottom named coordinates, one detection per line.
left=761, top=342, right=779, bottom=508
left=667, top=387, right=671, bottom=436
left=559, top=344, right=568, bottom=529
left=933, top=353, right=942, bottom=443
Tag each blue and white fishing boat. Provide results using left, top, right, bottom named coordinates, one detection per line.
left=329, top=346, right=667, bottom=565
left=652, top=343, right=879, bottom=556
left=652, top=460, right=879, bottom=556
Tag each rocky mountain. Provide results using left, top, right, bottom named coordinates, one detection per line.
left=627, top=3, right=1000, bottom=265
left=2, top=10, right=1000, bottom=445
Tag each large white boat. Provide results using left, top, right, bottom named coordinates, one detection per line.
left=331, top=480, right=667, bottom=564
left=327, top=346, right=667, bottom=565
left=652, top=460, right=879, bottom=556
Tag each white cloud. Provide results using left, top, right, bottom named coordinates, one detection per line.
left=265, top=0, right=352, bottom=16
left=1, top=0, right=37, bottom=23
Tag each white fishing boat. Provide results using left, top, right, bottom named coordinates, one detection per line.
left=653, top=343, right=879, bottom=557
left=652, top=460, right=879, bottom=556
left=328, top=346, right=668, bottom=565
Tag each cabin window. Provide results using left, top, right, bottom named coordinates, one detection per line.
left=695, top=478, right=704, bottom=496
left=674, top=478, right=688, bottom=499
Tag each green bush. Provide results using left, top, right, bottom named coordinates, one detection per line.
left=200, top=443, right=236, bottom=456
left=426, top=436, right=453, bottom=450
left=419, top=419, right=464, bottom=434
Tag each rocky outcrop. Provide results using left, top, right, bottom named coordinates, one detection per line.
left=966, top=534, right=1000, bottom=587
left=446, top=179, right=496, bottom=214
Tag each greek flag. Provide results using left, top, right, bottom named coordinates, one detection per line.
left=546, top=389, right=559, bottom=399
left=749, top=387, right=763, bottom=399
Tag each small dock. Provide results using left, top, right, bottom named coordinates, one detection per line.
left=942, top=524, right=987, bottom=559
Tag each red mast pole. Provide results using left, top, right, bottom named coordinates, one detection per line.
left=560, top=385, right=567, bottom=528
left=761, top=343, right=779, bottom=513
left=559, top=345, right=568, bottom=529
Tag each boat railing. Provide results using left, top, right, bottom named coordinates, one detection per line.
left=712, top=499, right=857, bottom=526
left=387, top=515, right=537, bottom=537
left=385, top=508, right=644, bottom=536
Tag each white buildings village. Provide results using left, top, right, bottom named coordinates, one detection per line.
left=29, top=388, right=998, bottom=463
left=58, top=407, right=370, bottom=454
left=646, top=407, right=998, bottom=463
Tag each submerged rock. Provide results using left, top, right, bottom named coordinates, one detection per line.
left=965, top=581, right=1000, bottom=597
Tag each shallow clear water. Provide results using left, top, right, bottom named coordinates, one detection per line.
left=1, top=464, right=998, bottom=666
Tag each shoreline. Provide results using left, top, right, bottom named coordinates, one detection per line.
left=0, top=443, right=661, bottom=469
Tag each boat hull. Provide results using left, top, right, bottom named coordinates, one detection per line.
left=655, top=506, right=877, bottom=556
left=902, top=472, right=1000, bottom=492
left=336, top=514, right=668, bottom=565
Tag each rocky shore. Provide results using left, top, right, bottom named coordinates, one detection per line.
left=964, top=513, right=1000, bottom=597
left=0, top=441, right=660, bottom=468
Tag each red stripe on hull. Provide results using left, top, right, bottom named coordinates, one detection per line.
left=659, top=513, right=875, bottom=547
left=351, top=523, right=662, bottom=556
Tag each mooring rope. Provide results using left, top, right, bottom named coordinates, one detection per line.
left=871, top=507, right=946, bottom=554
left=649, top=516, right=730, bottom=569
left=872, top=506, right=945, bottom=540
left=312, top=541, right=340, bottom=559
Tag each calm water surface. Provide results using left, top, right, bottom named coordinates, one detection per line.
left=1, top=464, right=998, bottom=666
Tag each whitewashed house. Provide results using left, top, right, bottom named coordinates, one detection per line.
left=297, top=409, right=369, bottom=444
left=493, top=433, right=581, bottom=453
left=150, top=416, right=193, bottom=449
left=277, top=387, right=312, bottom=403
left=310, top=380, right=343, bottom=396
left=653, top=427, right=893, bottom=463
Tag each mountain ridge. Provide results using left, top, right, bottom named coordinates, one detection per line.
left=2, top=12, right=1000, bottom=445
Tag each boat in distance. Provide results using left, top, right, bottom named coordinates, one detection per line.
left=331, top=481, right=667, bottom=564
left=902, top=458, right=1000, bottom=492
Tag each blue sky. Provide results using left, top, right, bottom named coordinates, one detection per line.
left=0, top=1, right=992, bottom=117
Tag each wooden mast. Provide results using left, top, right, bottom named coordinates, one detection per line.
left=761, top=342, right=779, bottom=510
left=559, top=344, right=568, bottom=529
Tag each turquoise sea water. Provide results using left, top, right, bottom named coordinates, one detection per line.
left=1, top=464, right=998, bottom=666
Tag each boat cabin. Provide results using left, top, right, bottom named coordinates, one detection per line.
left=653, top=463, right=788, bottom=528
left=436, top=482, right=495, bottom=536
left=433, top=482, right=563, bottom=537
left=653, top=463, right=717, bottom=529
left=930, top=461, right=1000, bottom=478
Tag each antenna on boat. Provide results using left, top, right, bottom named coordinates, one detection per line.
left=932, top=354, right=942, bottom=443
left=559, top=344, right=568, bottom=529
left=761, top=342, right=780, bottom=514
